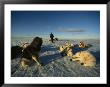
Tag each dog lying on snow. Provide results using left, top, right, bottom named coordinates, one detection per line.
left=72, top=51, right=96, bottom=67
left=58, top=42, right=96, bottom=67
left=59, top=42, right=74, bottom=57
left=20, top=37, right=43, bottom=70
left=79, top=41, right=87, bottom=48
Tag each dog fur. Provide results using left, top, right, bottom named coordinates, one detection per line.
left=66, top=47, right=74, bottom=57
left=20, top=37, right=43, bottom=69
left=20, top=42, right=30, bottom=49
left=59, top=42, right=74, bottom=57
left=79, top=41, right=86, bottom=48
left=11, top=46, right=23, bottom=59
left=72, top=51, right=96, bottom=67
left=59, top=46, right=66, bottom=52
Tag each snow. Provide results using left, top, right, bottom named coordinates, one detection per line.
left=11, top=38, right=100, bottom=77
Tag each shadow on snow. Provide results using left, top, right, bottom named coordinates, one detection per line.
left=39, top=44, right=100, bottom=66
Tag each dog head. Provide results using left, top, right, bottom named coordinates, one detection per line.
left=79, top=41, right=86, bottom=48
left=30, top=37, right=43, bottom=49
left=59, top=46, right=65, bottom=52
left=72, top=51, right=81, bottom=59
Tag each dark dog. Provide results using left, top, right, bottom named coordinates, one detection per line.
left=54, top=38, right=58, bottom=41
left=20, top=37, right=43, bottom=69
left=11, top=46, right=23, bottom=59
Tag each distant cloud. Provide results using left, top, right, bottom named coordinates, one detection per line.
left=58, top=28, right=85, bottom=33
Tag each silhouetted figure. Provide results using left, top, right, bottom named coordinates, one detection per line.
left=50, top=33, right=54, bottom=43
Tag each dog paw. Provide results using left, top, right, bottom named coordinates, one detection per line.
left=20, top=64, right=28, bottom=70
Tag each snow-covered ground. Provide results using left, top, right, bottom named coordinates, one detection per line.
left=11, top=37, right=100, bottom=77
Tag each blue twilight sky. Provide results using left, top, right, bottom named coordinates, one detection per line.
left=11, top=11, right=100, bottom=40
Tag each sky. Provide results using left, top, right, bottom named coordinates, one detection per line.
left=11, top=11, right=100, bottom=40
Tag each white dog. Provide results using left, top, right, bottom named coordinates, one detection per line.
left=72, top=51, right=96, bottom=67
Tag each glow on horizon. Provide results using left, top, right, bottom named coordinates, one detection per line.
left=11, top=11, right=100, bottom=40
